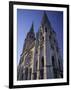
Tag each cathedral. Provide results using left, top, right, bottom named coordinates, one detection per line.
left=17, top=12, right=63, bottom=80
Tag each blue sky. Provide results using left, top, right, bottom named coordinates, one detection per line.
left=17, top=9, right=63, bottom=65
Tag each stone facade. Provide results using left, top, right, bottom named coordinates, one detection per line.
left=17, top=12, right=63, bottom=80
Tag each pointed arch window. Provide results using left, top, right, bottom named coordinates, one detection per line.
left=29, top=68, right=32, bottom=80
left=45, top=27, right=47, bottom=32
left=52, top=56, right=58, bottom=78
left=25, top=67, right=28, bottom=80
left=40, top=56, right=44, bottom=79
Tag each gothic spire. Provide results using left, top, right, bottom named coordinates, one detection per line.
left=41, top=11, right=51, bottom=28
left=22, top=22, right=35, bottom=53
left=29, top=22, right=34, bottom=32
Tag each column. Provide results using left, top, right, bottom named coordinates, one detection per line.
left=37, top=46, right=40, bottom=79
left=31, top=46, right=35, bottom=79
left=44, top=31, right=47, bottom=79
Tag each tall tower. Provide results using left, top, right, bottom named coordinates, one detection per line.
left=36, top=12, right=63, bottom=79
left=17, top=23, right=36, bottom=80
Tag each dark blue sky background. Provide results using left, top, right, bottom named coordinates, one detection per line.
left=17, top=9, right=63, bottom=64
